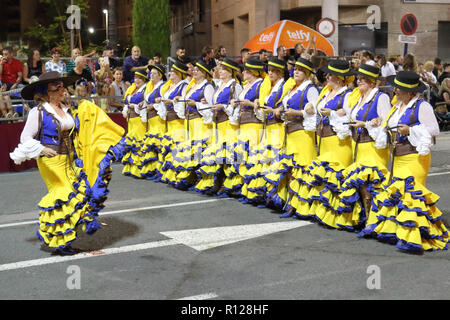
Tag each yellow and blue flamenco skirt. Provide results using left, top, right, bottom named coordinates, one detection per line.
left=298, top=135, right=353, bottom=228
left=37, top=101, right=126, bottom=251
left=169, top=117, right=209, bottom=190
left=338, top=140, right=389, bottom=231
left=245, top=122, right=284, bottom=208
left=235, top=123, right=263, bottom=204
left=139, top=116, right=166, bottom=180
left=359, top=153, right=449, bottom=252
left=122, top=116, right=147, bottom=178
left=160, top=118, right=186, bottom=185
left=268, top=129, right=317, bottom=213
left=193, top=121, right=228, bottom=194
left=220, top=122, right=242, bottom=197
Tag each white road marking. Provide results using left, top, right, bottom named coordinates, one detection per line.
left=428, top=171, right=450, bottom=177
left=0, top=221, right=311, bottom=272
left=177, top=292, right=219, bottom=300
left=0, top=198, right=231, bottom=229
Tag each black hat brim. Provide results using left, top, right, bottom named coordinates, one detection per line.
left=320, top=65, right=355, bottom=77
left=20, top=75, right=81, bottom=100
left=386, top=75, right=427, bottom=92
left=148, top=65, right=167, bottom=81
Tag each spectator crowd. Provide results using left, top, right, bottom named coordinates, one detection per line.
left=1, top=43, right=449, bottom=129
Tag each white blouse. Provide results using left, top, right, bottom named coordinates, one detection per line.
left=10, top=102, right=74, bottom=164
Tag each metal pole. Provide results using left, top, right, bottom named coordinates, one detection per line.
left=70, top=0, right=74, bottom=52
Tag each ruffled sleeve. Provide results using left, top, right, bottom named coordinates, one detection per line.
left=329, top=110, right=352, bottom=139
left=197, top=102, right=213, bottom=124
left=174, top=101, right=186, bottom=119
left=10, top=139, right=44, bottom=164
left=153, top=102, right=167, bottom=120
left=409, top=124, right=433, bottom=155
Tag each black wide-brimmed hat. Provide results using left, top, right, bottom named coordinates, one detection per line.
left=134, top=70, right=149, bottom=80
left=243, top=58, right=266, bottom=72
left=148, top=64, right=167, bottom=81
left=267, top=57, right=286, bottom=71
left=171, top=60, right=189, bottom=75
left=195, top=60, right=213, bottom=78
left=295, top=58, right=315, bottom=74
left=386, top=71, right=427, bottom=92
left=21, top=71, right=81, bottom=100
left=220, top=58, right=240, bottom=73
left=355, top=63, right=380, bottom=80
left=320, top=59, right=355, bottom=77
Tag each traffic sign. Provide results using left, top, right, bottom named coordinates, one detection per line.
left=400, top=13, right=418, bottom=36
left=398, top=34, right=417, bottom=44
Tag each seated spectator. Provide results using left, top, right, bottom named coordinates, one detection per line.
left=437, top=78, right=450, bottom=109
left=175, top=46, right=187, bottom=64
left=108, top=67, right=128, bottom=112
left=402, top=53, right=418, bottom=72
left=94, top=56, right=113, bottom=82
left=237, top=48, right=250, bottom=65
left=93, top=81, right=111, bottom=112
left=45, top=47, right=67, bottom=76
left=122, top=45, right=149, bottom=84
left=433, top=58, right=442, bottom=80
left=0, top=82, right=13, bottom=118
left=198, top=46, right=216, bottom=70
left=74, top=82, right=90, bottom=102
left=153, top=52, right=163, bottom=65
left=23, top=49, right=45, bottom=84
left=94, top=46, right=118, bottom=72
left=276, top=45, right=287, bottom=61
left=66, top=47, right=96, bottom=75
left=215, top=45, right=227, bottom=63
left=67, top=56, right=94, bottom=94
left=438, top=63, right=450, bottom=85
left=258, top=48, right=270, bottom=72
left=360, top=50, right=376, bottom=66
left=0, top=46, right=23, bottom=90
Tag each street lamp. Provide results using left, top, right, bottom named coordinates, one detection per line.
left=88, top=27, right=94, bottom=34
left=103, top=9, right=109, bottom=44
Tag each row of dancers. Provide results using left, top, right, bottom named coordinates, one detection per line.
left=120, top=56, right=449, bottom=253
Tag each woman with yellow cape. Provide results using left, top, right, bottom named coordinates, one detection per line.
left=263, top=58, right=319, bottom=216
left=193, top=58, right=242, bottom=195
left=245, top=57, right=289, bottom=208
left=154, top=61, right=190, bottom=185
left=138, top=64, right=167, bottom=180
left=337, top=64, right=392, bottom=231
left=121, top=70, right=148, bottom=178
left=359, top=71, right=449, bottom=252
left=169, top=60, right=215, bottom=190
left=231, top=58, right=265, bottom=204
left=291, top=59, right=354, bottom=227
left=10, top=71, right=126, bottom=255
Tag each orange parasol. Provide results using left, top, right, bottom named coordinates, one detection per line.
left=243, top=20, right=336, bottom=57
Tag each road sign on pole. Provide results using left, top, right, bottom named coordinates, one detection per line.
left=400, top=13, right=418, bottom=36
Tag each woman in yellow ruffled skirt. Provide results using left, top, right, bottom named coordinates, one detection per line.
left=138, top=64, right=167, bottom=180
left=193, top=58, right=242, bottom=195
left=359, top=71, right=449, bottom=252
left=337, top=64, right=392, bottom=231
left=292, top=60, right=354, bottom=228
left=121, top=71, right=148, bottom=178
left=10, top=71, right=126, bottom=255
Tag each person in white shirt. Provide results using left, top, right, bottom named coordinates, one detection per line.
left=360, top=71, right=449, bottom=253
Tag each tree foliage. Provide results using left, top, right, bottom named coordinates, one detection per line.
left=132, top=0, right=171, bottom=60
left=24, top=0, right=93, bottom=56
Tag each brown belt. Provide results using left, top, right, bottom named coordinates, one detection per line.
left=128, top=108, right=140, bottom=118
left=266, top=117, right=283, bottom=125
left=187, top=110, right=201, bottom=120
left=239, top=109, right=260, bottom=124
left=147, top=108, right=158, bottom=119
left=351, top=128, right=373, bottom=143
left=394, top=141, right=418, bottom=156
left=213, top=110, right=228, bottom=124
left=43, top=131, right=73, bottom=155
left=166, top=110, right=180, bottom=122
left=316, top=124, right=336, bottom=137
left=286, top=118, right=304, bottom=134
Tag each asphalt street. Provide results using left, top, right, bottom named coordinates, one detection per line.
left=0, top=132, right=449, bottom=301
